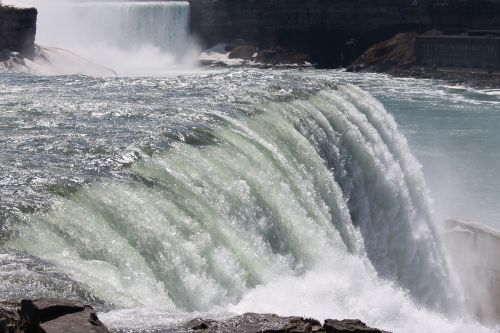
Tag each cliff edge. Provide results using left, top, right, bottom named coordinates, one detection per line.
left=188, top=0, right=500, bottom=67
left=0, top=5, right=37, bottom=59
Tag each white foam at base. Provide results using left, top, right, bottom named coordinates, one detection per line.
left=3, top=0, right=198, bottom=76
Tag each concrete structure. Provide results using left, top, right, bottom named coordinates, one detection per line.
left=416, top=35, right=500, bottom=70
left=442, top=218, right=500, bottom=323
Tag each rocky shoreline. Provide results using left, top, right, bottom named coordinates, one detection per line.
left=1, top=299, right=389, bottom=333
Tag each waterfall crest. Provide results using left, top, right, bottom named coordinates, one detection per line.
left=5, top=86, right=456, bottom=314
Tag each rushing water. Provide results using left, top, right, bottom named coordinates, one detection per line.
left=2, top=1, right=500, bottom=332
left=332, top=73, right=500, bottom=229
left=1, top=69, right=498, bottom=332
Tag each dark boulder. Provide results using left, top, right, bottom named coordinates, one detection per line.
left=0, top=308, right=19, bottom=333
left=19, top=299, right=109, bottom=333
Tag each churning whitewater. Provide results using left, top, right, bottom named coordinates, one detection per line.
left=1, top=70, right=490, bottom=332
left=1, top=1, right=499, bottom=331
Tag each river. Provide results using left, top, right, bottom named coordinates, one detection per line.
left=1, top=1, right=500, bottom=332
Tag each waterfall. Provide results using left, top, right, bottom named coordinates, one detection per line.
left=4, top=1, right=195, bottom=75
left=2, top=85, right=476, bottom=332
left=36, top=2, right=191, bottom=55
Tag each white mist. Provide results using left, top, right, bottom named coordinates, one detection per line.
left=4, top=0, right=199, bottom=75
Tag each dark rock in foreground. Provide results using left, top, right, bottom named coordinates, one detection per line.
left=0, top=305, right=19, bottom=333
left=1, top=298, right=109, bottom=333
left=1, top=300, right=389, bottom=333
left=183, top=313, right=389, bottom=333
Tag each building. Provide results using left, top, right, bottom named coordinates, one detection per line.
left=416, top=35, right=500, bottom=70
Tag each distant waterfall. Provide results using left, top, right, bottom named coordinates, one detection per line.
left=4, top=1, right=195, bottom=75
left=37, top=2, right=191, bottom=56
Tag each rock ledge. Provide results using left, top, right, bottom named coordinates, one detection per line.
left=0, top=298, right=109, bottom=333
left=183, top=313, right=390, bottom=333
left=1, top=300, right=390, bottom=333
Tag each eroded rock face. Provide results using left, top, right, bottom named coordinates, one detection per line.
left=0, top=6, right=37, bottom=59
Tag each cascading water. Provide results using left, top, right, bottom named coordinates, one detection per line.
left=4, top=0, right=195, bottom=75
left=38, top=2, right=190, bottom=54
left=1, top=68, right=492, bottom=332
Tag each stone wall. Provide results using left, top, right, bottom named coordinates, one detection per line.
left=0, top=6, right=37, bottom=59
left=416, top=36, right=500, bottom=69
